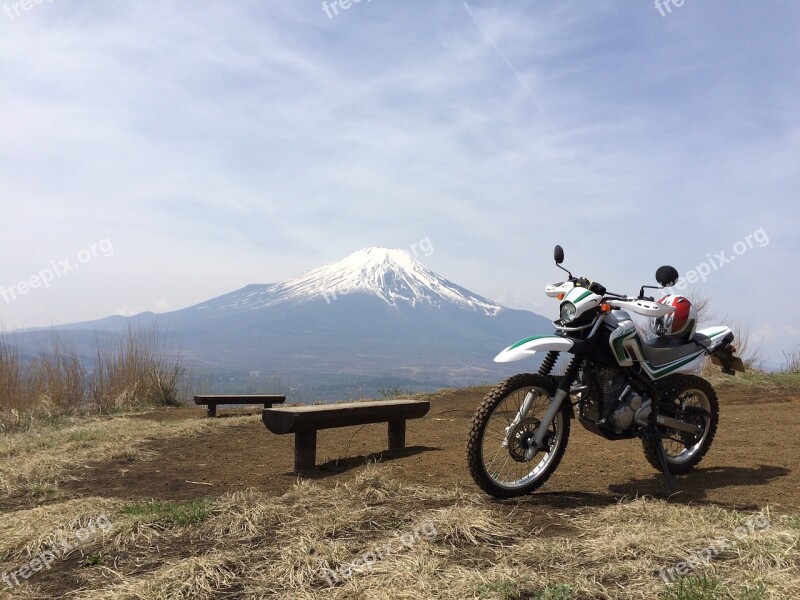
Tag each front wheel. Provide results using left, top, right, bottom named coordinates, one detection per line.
left=467, top=373, right=571, bottom=498
left=642, top=375, right=719, bottom=474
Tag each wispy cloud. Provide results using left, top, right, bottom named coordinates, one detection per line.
left=0, top=0, right=798, bottom=364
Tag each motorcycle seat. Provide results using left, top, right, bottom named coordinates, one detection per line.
left=641, top=333, right=715, bottom=367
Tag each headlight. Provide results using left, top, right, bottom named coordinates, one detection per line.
left=560, top=302, right=577, bottom=323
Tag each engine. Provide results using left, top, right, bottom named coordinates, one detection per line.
left=579, top=367, right=625, bottom=424
left=609, top=391, right=643, bottom=433
left=579, top=367, right=651, bottom=435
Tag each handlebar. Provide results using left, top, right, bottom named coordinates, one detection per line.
left=554, top=278, right=658, bottom=303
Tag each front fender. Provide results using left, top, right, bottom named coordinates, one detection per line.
left=494, top=335, right=574, bottom=363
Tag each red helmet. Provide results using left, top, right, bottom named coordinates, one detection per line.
left=653, top=295, right=697, bottom=340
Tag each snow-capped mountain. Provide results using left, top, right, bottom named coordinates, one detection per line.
left=13, top=247, right=553, bottom=400
left=193, top=247, right=502, bottom=315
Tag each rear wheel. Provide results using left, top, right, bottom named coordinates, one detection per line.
left=642, top=375, right=719, bottom=474
left=467, top=374, right=571, bottom=498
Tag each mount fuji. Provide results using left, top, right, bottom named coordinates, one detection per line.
left=215, top=247, right=503, bottom=314
left=16, top=248, right=554, bottom=399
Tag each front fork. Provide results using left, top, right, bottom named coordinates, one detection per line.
left=502, top=389, right=537, bottom=449
left=503, top=353, right=581, bottom=459
left=527, top=388, right=570, bottom=458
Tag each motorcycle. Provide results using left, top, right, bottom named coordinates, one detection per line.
left=467, top=245, right=745, bottom=498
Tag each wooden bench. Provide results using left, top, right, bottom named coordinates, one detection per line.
left=262, top=399, right=430, bottom=471
left=194, top=395, right=286, bottom=418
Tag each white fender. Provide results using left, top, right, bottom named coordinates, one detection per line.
left=696, top=325, right=733, bottom=352
left=494, top=335, right=574, bottom=363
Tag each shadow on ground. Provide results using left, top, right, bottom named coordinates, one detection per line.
left=298, top=445, right=443, bottom=479
left=492, top=465, right=792, bottom=511
left=609, top=464, right=792, bottom=507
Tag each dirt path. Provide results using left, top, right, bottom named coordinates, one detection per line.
left=62, top=387, right=800, bottom=511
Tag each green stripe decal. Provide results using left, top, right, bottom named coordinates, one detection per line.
left=572, top=290, right=593, bottom=303
left=508, top=335, right=560, bottom=350
left=647, top=352, right=705, bottom=377
left=612, top=336, right=628, bottom=362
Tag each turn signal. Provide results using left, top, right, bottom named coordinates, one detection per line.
left=557, top=293, right=565, bottom=301
left=600, top=302, right=612, bottom=314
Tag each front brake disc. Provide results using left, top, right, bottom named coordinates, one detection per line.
left=508, top=417, right=541, bottom=463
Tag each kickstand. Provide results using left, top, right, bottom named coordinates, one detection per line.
left=646, top=429, right=675, bottom=494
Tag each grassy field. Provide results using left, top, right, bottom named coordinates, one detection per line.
left=0, top=373, right=798, bottom=599
left=0, top=459, right=797, bottom=599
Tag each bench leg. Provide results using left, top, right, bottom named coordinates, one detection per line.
left=388, top=420, right=406, bottom=450
left=295, top=430, right=317, bottom=471
left=207, top=404, right=216, bottom=418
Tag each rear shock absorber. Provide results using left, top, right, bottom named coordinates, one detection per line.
left=537, top=351, right=559, bottom=377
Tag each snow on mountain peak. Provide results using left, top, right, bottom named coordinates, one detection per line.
left=229, top=247, right=503, bottom=315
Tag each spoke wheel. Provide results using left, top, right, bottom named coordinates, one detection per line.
left=642, top=375, right=719, bottom=474
left=467, top=374, right=570, bottom=498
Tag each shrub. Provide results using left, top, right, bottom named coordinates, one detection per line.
left=0, top=325, right=184, bottom=430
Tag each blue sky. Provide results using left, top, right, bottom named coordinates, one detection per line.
left=1, top=0, right=798, bottom=367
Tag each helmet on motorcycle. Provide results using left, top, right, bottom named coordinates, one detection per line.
left=652, top=295, right=697, bottom=341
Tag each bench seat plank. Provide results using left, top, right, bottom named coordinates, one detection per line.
left=194, top=395, right=286, bottom=417
left=262, top=400, right=430, bottom=434
left=194, top=395, right=286, bottom=406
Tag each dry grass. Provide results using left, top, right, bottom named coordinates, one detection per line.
left=0, top=497, right=120, bottom=563
left=782, top=347, right=800, bottom=374
left=1, top=462, right=796, bottom=599
left=706, top=368, right=800, bottom=394
left=0, top=414, right=252, bottom=502
left=1, top=375, right=799, bottom=599
left=76, top=553, right=241, bottom=600
left=0, top=326, right=184, bottom=432
left=90, top=325, right=183, bottom=411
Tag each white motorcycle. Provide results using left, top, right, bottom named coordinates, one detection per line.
left=467, top=245, right=744, bottom=498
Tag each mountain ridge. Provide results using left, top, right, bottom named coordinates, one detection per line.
left=187, top=247, right=503, bottom=315
left=10, top=247, right=554, bottom=399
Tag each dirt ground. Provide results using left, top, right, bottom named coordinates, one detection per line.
left=60, top=385, right=800, bottom=512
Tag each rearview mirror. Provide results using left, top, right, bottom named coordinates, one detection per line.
left=655, top=265, right=679, bottom=287
left=554, top=245, right=564, bottom=265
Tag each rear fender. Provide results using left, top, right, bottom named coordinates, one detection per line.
left=699, top=326, right=745, bottom=374
left=494, top=335, right=574, bottom=363
left=697, top=326, right=734, bottom=353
